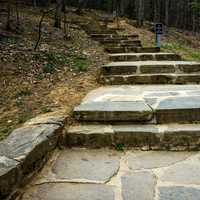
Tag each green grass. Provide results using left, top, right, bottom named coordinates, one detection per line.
left=43, top=63, right=56, bottom=73
left=115, top=143, right=125, bottom=151
left=0, top=37, right=20, bottom=45
left=161, top=42, right=187, bottom=52
left=33, top=52, right=69, bottom=73
left=161, top=42, right=200, bottom=61
left=15, top=89, right=32, bottom=98
left=40, top=106, right=52, bottom=113
left=73, top=57, right=89, bottom=72
left=0, top=126, right=13, bottom=140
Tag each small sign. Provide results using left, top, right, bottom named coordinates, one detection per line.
left=155, top=23, right=163, bottom=34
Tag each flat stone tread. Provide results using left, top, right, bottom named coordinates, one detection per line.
left=104, top=61, right=200, bottom=67
left=103, top=73, right=200, bottom=76
left=74, top=101, right=152, bottom=112
left=52, top=149, right=120, bottom=182
left=109, top=52, right=179, bottom=57
left=22, top=183, right=115, bottom=200
left=159, top=186, right=200, bottom=200
left=76, top=85, right=200, bottom=124
left=21, top=149, right=200, bottom=200
left=91, top=34, right=138, bottom=37
left=82, top=85, right=200, bottom=103
left=121, top=171, right=156, bottom=200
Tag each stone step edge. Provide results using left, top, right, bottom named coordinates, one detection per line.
left=0, top=112, right=67, bottom=199
left=65, top=124, right=200, bottom=151
left=100, top=65, right=200, bottom=75
left=109, top=53, right=181, bottom=61
left=99, top=74, right=200, bottom=85
left=105, top=47, right=160, bottom=53
left=90, top=34, right=139, bottom=38
left=73, top=101, right=153, bottom=122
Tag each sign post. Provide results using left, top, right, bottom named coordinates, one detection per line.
left=155, top=23, right=163, bottom=48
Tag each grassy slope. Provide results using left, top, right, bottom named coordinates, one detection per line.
left=121, top=20, right=200, bottom=61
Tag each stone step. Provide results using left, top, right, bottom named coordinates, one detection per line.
left=90, top=34, right=139, bottom=40
left=89, top=30, right=116, bottom=35
left=73, top=85, right=200, bottom=124
left=109, top=27, right=126, bottom=31
left=100, top=74, right=200, bottom=85
left=105, top=46, right=160, bottom=53
left=109, top=53, right=181, bottom=62
left=98, top=17, right=114, bottom=23
left=73, top=101, right=153, bottom=122
left=66, top=124, right=200, bottom=150
left=100, top=39, right=141, bottom=45
left=105, top=43, right=142, bottom=49
left=101, top=61, right=200, bottom=75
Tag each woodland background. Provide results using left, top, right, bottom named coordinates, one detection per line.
left=0, top=0, right=200, bottom=33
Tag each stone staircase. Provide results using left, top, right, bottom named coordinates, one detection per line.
left=14, top=15, right=200, bottom=200
left=67, top=20, right=200, bottom=151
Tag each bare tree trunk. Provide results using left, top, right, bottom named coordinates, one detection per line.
left=165, top=0, right=169, bottom=26
left=54, top=0, right=62, bottom=28
left=154, top=0, right=160, bottom=22
left=63, top=1, right=69, bottom=39
left=33, top=0, right=37, bottom=7
left=136, top=0, right=144, bottom=27
left=34, top=10, right=46, bottom=51
left=35, top=8, right=54, bottom=50
left=15, top=0, right=20, bottom=30
left=6, top=0, right=12, bottom=30
left=192, top=13, right=196, bottom=34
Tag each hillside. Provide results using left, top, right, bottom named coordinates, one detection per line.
left=0, top=6, right=200, bottom=140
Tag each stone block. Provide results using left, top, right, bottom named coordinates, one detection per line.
left=73, top=101, right=153, bottom=122
left=0, top=124, right=61, bottom=175
left=0, top=156, right=21, bottom=198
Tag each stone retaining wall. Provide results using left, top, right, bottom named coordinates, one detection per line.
left=0, top=111, right=67, bottom=200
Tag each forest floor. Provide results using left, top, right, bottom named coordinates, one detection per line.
left=0, top=7, right=108, bottom=140
left=0, top=6, right=200, bottom=140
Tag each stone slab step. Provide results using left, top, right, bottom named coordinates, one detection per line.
left=73, top=85, right=200, bottom=124
left=109, top=53, right=181, bottom=61
left=105, top=47, right=160, bottom=53
left=105, top=43, right=142, bottom=49
left=100, top=39, right=141, bottom=45
left=66, top=124, right=200, bottom=150
left=109, top=27, right=126, bottom=31
left=101, top=61, right=200, bottom=75
left=89, top=30, right=116, bottom=35
left=98, top=18, right=114, bottom=23
left=100, top=74, right=200, bottom=85
left=90, top=34, right=139, bottom=40
left=73, top=101, right=153, bottom=122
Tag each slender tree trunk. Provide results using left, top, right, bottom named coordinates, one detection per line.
left=15, top=0, right=20, bottom=30
left=6, top=0, right=12, bottom=30
left=165, top=0, right=169, bottom=26
left=136, top=0, right=144, bottom=27
left=154, top=0, right=160, bottom=22
left=33, top=0, right=37, bottom=7
left=54, top=0, right=62, bottom=28
left=34, top=10, right=46, bottom=51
